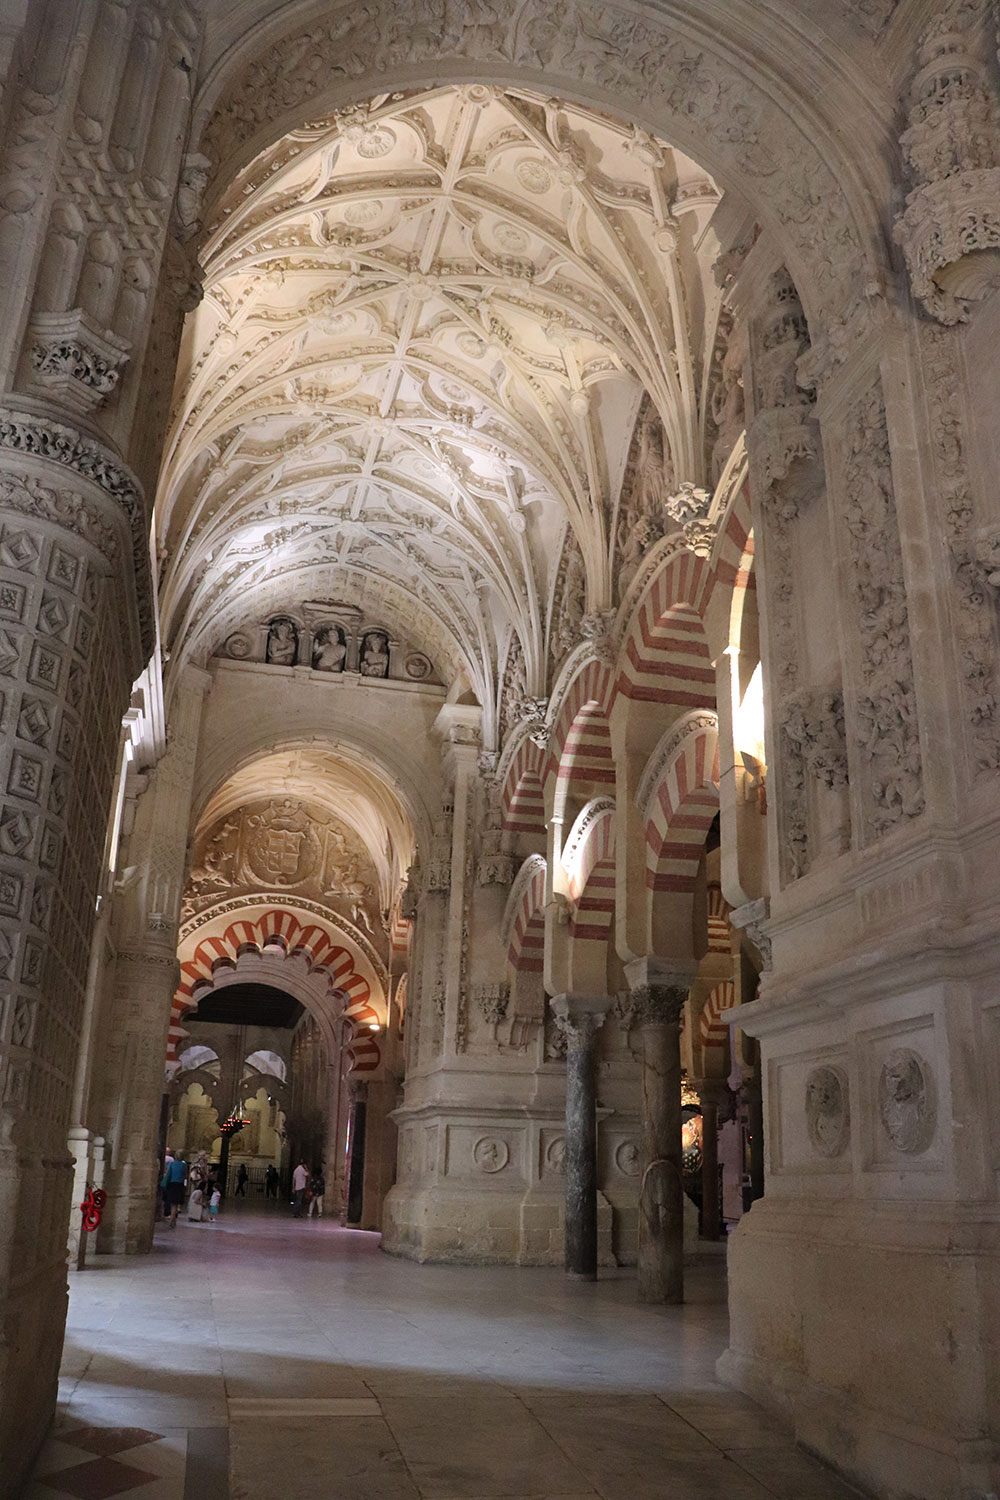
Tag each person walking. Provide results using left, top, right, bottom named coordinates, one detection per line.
left=265, top=1164, right=279, bottom=1199
left=235, top=1162, right=248, bottom=1197
left=307, top=1166, right=325, bottom=1218
left=162, top=1153, right=187, bottom=1228
left=291, top=1158, right=309, bottom=1217
left=161, top=1151, right=174, bottom=1219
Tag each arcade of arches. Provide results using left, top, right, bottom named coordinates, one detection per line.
left=1, top=2, right=1000, bottom=1497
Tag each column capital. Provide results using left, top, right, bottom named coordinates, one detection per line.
left=550, top=991, right=611, bottom=1044
left=628, top=984, right=688, bottom=1027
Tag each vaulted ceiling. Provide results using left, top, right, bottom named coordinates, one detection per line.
left=157, top=85, right=728, bottom=713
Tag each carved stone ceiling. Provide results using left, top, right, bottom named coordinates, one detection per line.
left=158, top=86, right=725, bottom=706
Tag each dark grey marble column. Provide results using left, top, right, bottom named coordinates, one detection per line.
left=625, top=962, right=694, bottom=1305
left=551, top=993, right=609, bottom=1280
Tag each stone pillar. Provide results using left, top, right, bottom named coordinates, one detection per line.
left=551, top=993, right=609, bottom=1280
left=94, top=666, right=207, bottom=1254
left=625, top=960, right=694, bottom=1304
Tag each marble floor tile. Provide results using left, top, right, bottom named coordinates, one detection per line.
left=25, top=1212, right=869, bottom=1500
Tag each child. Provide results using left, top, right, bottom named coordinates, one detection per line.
left=186, top=1184, right=203, bottom=1222
left=209, top=1186, right=221, bottom=1223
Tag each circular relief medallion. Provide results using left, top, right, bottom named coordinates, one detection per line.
left=615, top=1140, right=640, bottom=1177
left=223, top=632, right=253, bottom=659
left=804, top=1065, right=850, bottom=1158
left=545, top=1135, right=565, bottom=1175
left=456, top=331, right=485, bottom=359
left=344, top=199, right=384, bottom=226
left=473, top=1136, right=509, bottom=1174
left=356, top=126, right=396, bottom=159
left=494, top=221, right=528, bottom=254
left=517, top=159, right=552, bottom=195
left=879, top=1048, right=936, bottom=1154
left=404, top=653, right=431, bottom=680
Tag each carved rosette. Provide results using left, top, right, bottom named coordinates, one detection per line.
left=894, top=2, right=1000, bottom=324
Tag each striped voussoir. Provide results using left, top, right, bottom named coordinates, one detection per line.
left=507, top=858, right=546, bottom=973
left=644, top=722, right=721, bottom=892
left=699, top=979, right=736, bottom=1058
left=615, top=553, right=714, bottom=705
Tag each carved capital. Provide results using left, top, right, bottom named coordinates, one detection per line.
left=627, top=983, right=688, bottom=1027
left=550, top=992, right=610, bottom=1046
left=28, top=309, right=130, bottom=416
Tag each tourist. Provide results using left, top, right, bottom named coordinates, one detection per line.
left=187, top=1183, right=204, bottom=1222
left=209, top=1185, right=222, bottom=1224
left=235, top=1162, right=248, bottom=1197
left=307, top=1167, right=325, bottom=1218
left=265, top=1164, right=279, bottom=1199
left=162, top=1153, right=187, bottom=1229
left=161, top=1150, right=174, bottom=1218
left=291, top=1158, right=309, bottom=1217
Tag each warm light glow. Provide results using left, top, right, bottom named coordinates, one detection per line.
left=368, top=1022, right=381, bottom=1032
left=733, top=661, right=766, bottom=766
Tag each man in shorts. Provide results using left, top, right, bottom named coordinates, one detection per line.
left=163, top=1153, right=187, bottom=1228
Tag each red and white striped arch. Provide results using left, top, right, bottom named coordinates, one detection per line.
left=616, top=552, right=715, bottom=706
left=502, top=737, right=547, bottom=837
left=714, top=477, right=754, bottom=598
left=503, top=855, right=547, bottom=974
left=547, top=661, right=614, bottom=785
left=643, top=719, right=721, bottom=893
left=699, top=980, right=736, bottom=1069
left=568, top=807, right=616, bottom=945
left=168, top=907, right=383, bottom=1072
left=706, top=883, right=731, bottom=954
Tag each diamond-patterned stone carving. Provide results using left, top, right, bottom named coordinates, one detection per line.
left=0, top=628, right=21, bottom=675
left=0, top=809, right=34, bottom=856
left=66, top=659, right=85, bottom=708
left=10, top=996, right=34, bottom=1047
left=0, top=927, right=13, bottom=978
left=39, top=824, right=62, bottom=871
left=28, top=642, right=62, bottom=689
left=38, top=593, right=71, bottom=640
left=30, top=880, right=53, bottom=932
left=8, top=750, right=43, bottom=801
left=21, top=937, right=43, bottom=986
left=17, top=697, right=53, bottom=747
left=49, top=767, right=68, bottom=816
left=0, top=582, right=26, bottom=620
left=0, top=530, right=40, bottom=572
left=75, top=612, right=94, bottom=657
left=57, top=715, right=77, bottom=762
left=0, top=872, right=23, bottom=917
left=47, top=546, right=81, bottom=591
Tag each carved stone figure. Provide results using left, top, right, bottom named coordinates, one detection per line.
left=266, top=617, right=299, bottom=666
left=360, top=629, right=390, bottom=678
left=878, top=1049, right=936, bottom=1154
left=312, top=624, right=347, bottom=672
left=805, top=1065, right=850, bottom=1158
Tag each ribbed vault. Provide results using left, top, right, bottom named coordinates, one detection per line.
left=158, top=85, right=728, bottom=714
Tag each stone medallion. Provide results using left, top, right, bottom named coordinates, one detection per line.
left=473, top=1136, right=509, bottom=1173
left=804, top=1065, right=850, bottom=1158
left=545, top=1135, right=566, bottom=1175
left=878, top=1048, right=936, bottom=1154
left=615, top=1139, right=640, bottom=1176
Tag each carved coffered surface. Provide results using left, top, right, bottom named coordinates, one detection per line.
left=158, top=86, right=729, bottom=727
left=182, top=795, right=384, bottom=945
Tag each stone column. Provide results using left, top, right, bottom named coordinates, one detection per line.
left=625, top=960, right=693, bottom=1304
left=551, top=992, right=609, bottom=1279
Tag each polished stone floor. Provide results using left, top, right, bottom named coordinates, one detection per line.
left=27, top=1206, right=865, bottom=1500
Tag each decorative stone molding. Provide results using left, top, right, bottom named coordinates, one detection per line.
left=578, top=610, right=616, bottom=666
left=780, top=688, right=849, bottom=790
left=0, top=407, right=153, bottom=656
left=475, top=983, right=510, bottom=1029
left=561, top=796, right=616, bottom=871
left=878, top=1048, right=936, bottom=1154
left=472, top=1135, right=509, bottom=1173
left=894, top=0, right=1000, bottom=324
left=843, top=384, right=924, bottom=835
left=28, top=310, right=130, bottom=417
left=804, top=1065, right=850, bottom=1158
left=730, top=897, right=772, bottom=971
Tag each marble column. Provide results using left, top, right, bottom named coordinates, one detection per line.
left=625, top=961, right=693, bottom=1304
left=551, top=992, right=609, bottom=1280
